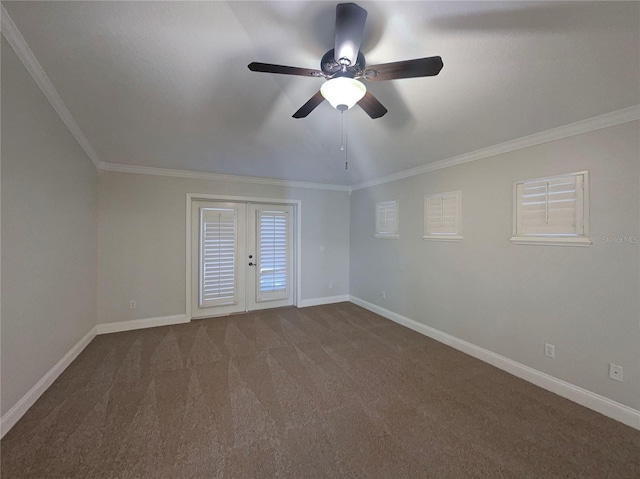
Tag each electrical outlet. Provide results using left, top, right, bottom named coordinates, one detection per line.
left=609, top=363, right=623, bottom=382
left=381, top=291, right=386, bottom=299
left=129, top=300, right=136, bottom=309
left=544, top=343, right=555, bottom=359
left=328, top=282, right=333, bottom=289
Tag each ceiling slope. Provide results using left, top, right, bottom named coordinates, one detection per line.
left=3, top=1, right=639, bottom=186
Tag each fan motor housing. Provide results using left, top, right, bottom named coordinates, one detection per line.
left=321, top=49, right=366, bottom=78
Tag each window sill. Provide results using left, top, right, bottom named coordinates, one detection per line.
left=375, top=234, right=399, bottom=240
left=423, top=235, right=463, bottom=242
left=510, top=236, right=592, bottom=247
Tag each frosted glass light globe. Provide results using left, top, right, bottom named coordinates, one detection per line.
left=320, top=77, right=366, bottom=110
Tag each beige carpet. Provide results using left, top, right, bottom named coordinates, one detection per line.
left=1, top=302, right=638, bottom=478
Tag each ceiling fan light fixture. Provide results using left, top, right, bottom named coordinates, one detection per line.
left=320, top=77, right=366, bottom=110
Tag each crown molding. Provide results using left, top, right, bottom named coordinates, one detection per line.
left=352, top=105, right=640, bottom=191
left=1, top=5, right=101, bottom=169
left=99, top=162, right=352, bottom=192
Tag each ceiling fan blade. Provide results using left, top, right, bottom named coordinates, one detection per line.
left=248, top=62, right=323, bottom=78
left=293, top=91, right=325, bottom=118
left=364, top=56, right=444, bottom=82
left=334, top=3, right=367, bottom=66
left=357, top=91, right=388, bottom=119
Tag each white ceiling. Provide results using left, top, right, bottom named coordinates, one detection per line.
left=3, top=1, right=639, bottom=186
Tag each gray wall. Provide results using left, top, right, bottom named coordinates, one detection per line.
left=350, top=121, right=640, bottom=410
left=1, top=40, right=98, bottom=415
left=97, top=172, right=350, bottom=324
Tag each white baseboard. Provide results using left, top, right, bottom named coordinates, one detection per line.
left=95, top=314, right=188, bottom=335
left=298, top=295, right=350, bottom=308
left=0, top=326, right=97, bottom=438
left=349, top=296, right=640, bottom=431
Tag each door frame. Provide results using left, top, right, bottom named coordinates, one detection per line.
left=185, top=193, right=302, bottom=321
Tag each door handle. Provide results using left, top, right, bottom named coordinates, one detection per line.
left=248, top=262, right=255, bottom=266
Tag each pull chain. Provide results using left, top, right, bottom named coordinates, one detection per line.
left=341, top=109, right=348, bottom=170
left=340, top=109, right=345, bottom=152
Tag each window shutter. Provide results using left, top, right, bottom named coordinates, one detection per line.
left=517, top=174, right=584, bottom=236
left=424, top=191, right=462, bottom=239
left=258, top=211, right=288, bottom=300
left=427, top=194, right=458, bottom=235
left=199, top=208, right=237, bottom=308
left=375, top=200, right=399, bottom=238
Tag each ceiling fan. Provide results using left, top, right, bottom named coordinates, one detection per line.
left=248, top=2, right=443, bottom=119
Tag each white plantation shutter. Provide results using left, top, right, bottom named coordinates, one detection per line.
left=516, top=174, right=584, bottom=236
left=375, top=200, right=399, bottom=238
left=199, top=208, right=237, bottom=308
left=424, top=191, right=462, bottom=240
left=258, top=210, right=289, bottom=301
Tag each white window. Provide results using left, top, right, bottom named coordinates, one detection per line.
left=511, top=171, right=591, bottom=246
left=257, top=210, right=289, bottom=300
left=423, top=191, right=463, bottom=241
left=375, top=200, right=399, bottom=239
left=199, top=207, right=238, bottom=308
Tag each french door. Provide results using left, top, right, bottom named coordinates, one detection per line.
left=190, top=201, right=294, bottom=318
